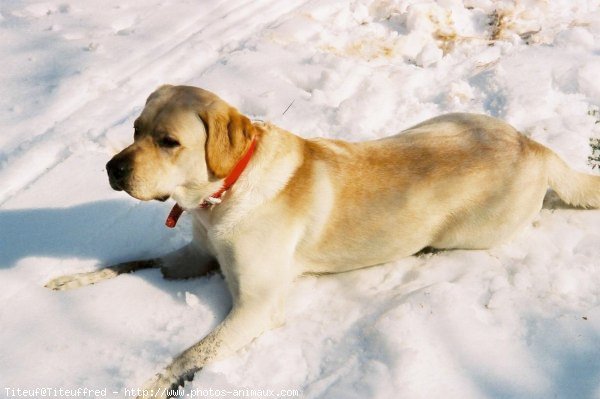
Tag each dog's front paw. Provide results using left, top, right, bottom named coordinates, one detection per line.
left=136, top=370, right=195, bottom=399
left=45, top=269, right=118, bottom=291
left=136, top=373, right=175, bottom=399
left=45, top=273, right=90, bottom=291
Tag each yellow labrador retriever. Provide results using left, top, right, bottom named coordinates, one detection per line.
left=46, top=85, right=600, bottom=397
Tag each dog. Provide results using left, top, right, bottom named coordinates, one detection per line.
left=46, top=85, right=600, bottom=397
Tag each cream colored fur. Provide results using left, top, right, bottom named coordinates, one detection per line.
left=46, top=86, right=600, bottom=398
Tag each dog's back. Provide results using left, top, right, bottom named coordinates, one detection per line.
left=291, top=113, right=600, bottom=274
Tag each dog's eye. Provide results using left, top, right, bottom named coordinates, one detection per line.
left=158, top=136, right=180, bottom=148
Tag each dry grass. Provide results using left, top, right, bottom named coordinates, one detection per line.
left=489, top=9, right=510, bottom=42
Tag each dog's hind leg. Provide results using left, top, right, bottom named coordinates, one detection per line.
left=45, top=258, right=161, bottom=291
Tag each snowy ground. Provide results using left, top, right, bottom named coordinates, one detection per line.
left=2, top=0, right=600, bottom=398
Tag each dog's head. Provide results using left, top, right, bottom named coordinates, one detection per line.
left=106, top=85, right=256, bottom=207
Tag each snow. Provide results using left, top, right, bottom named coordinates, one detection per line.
left=1, top=0, right=600, bottom=398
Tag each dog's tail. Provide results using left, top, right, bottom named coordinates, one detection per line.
left=545, top=148, right=600, bottom=208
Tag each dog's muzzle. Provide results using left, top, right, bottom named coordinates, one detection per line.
left=106, top=155, right=131, bottom=191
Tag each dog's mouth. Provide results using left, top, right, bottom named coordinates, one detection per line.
left=108, top=178, right=125, bottom=192
left=124, top=189, right=169, bottom=202
left=110, top=180, right=169, bottom=202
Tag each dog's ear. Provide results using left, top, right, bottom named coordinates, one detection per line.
left=200, top=106, right=255, bottom=178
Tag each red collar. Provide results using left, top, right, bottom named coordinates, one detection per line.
left=165, top=136, right=258, bottom=228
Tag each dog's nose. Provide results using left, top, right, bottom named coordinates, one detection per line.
left=106, top=156, right=131, bottom=190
